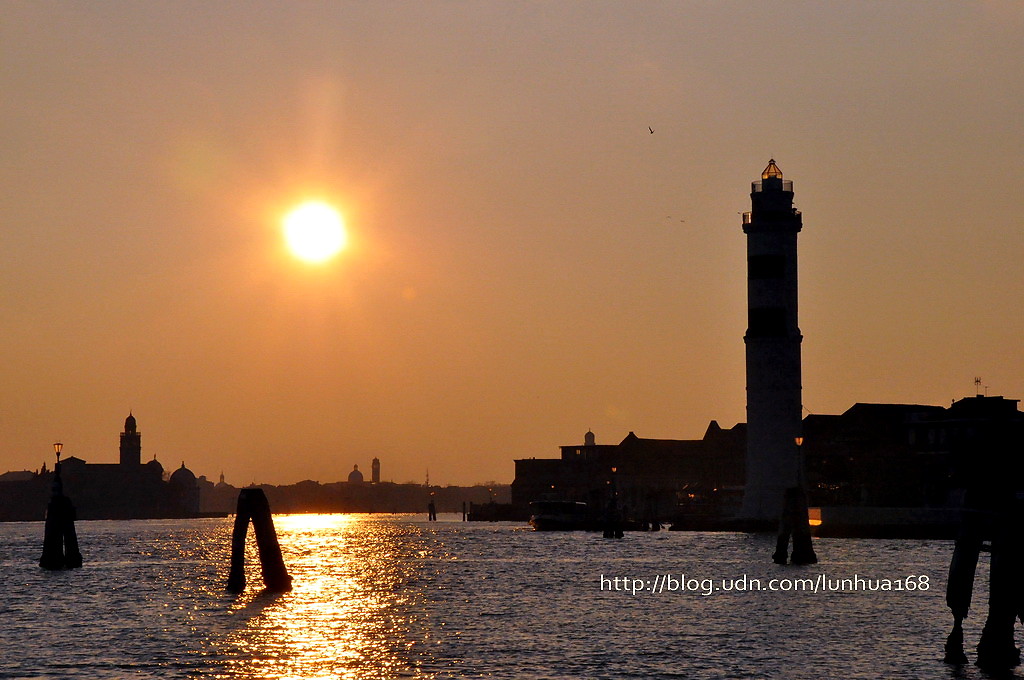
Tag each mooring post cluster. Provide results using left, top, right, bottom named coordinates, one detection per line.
left=226, top=487, right=292, bottom=594
left=39, top=442, right=82, bottom=570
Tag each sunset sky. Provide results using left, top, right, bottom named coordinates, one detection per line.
left=2, top=2, right=1022, bottom=486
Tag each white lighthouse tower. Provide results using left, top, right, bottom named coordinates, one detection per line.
left=738, top=159, right=804, bottom=521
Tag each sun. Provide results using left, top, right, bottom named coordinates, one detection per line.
left=282, top=200, right=348, bottom=263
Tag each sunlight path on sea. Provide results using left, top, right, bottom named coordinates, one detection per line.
left=0, top=515, right=1019, bottom=679
left=209, top=514, right=430, bottom=679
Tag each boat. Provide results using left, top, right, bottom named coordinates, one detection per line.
left=528, top=500, right=591, bottom=530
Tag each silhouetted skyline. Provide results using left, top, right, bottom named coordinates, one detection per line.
left=2, top=3, right=1022, bottom=486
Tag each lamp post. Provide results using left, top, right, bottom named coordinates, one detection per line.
left=51, top=442, right=64, bottom=496
left=40, top=440, right=81, bottom=569
left=789, top=435, right=817, bottom=565
left=772, top=434, right=817, bottom=564
left=794, top=436, right=804, bottom=487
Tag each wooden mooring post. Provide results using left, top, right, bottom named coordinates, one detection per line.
left=226, top=488, right=292, bottom=594
left=772, top=487, right=817, bottom=565
left=39, top=443, right=82, bottom=570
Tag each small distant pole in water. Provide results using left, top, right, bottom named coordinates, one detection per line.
left=462, top=501, right=467, bottom=521
left=226, top=488, right=292, bottom=594
left=603, top=467, right=624, bottom=539
left=428, top=493, right=437, bottom=521
left=40, top=441, right=82, bottom=570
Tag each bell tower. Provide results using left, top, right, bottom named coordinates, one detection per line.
left=120, top=412, right=142, bottom=466
left=738, top=160, right=804, bottom=521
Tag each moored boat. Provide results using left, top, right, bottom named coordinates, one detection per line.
left=528, top=500, right=590, bottom=530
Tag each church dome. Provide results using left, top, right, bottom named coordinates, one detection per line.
left=145, top=458, right=164, bottom=475
left=348, top=464, right=364, bottom=483
left=170, top=462, right=196, bottom=487
left=125, top=412, right=137, bottom=434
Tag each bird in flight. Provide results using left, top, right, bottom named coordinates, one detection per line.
left=649, top=126, right=654, bottom=134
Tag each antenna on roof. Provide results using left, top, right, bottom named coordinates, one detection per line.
left=974, top=376, right=982, bottom=396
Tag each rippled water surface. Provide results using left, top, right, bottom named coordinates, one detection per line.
left=0, top=515, right=1017, bottom=679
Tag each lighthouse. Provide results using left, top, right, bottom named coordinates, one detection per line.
left=738, top=159, right=804, bottom=521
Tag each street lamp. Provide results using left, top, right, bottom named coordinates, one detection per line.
left=794, top=436, right=805, bottom=488
left=789, top=433, right=818, bottom=563
left=51, top=441, right=65, bottom=496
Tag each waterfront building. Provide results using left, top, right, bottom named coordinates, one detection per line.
left=0, top=414, right=201, bottom=521
left=512, top=425, right=746, bottom=521
left=804, top=395, right=1024, bottom=508
left=510, top=395, right=1023, bottom=526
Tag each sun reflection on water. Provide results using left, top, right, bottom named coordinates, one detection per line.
left=1, top=517, right=963, bottom=679
left=218, top=514, right=429, bottom=679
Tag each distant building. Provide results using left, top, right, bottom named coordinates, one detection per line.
left=512, top=424, right=746, bottom=521
left=371, top=457, right=380, bottom=484
left=510, top=396, right=1024, bottom=523
left=804, top=396, right=1024, bottom=508
left=0, top=413, right=202, bottom=521
left=201, top=479, right=510, bottom=515
left=348, top=464, right=364, bottom=483
left=0, top=470, right=36, bottom=483
left=169, top=462, right=201, bottom=515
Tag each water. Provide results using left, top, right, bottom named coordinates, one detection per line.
left=0, top=515, right=1015, bottom=679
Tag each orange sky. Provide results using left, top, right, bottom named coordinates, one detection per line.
left=2, top=2, right=1022, bottom=486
